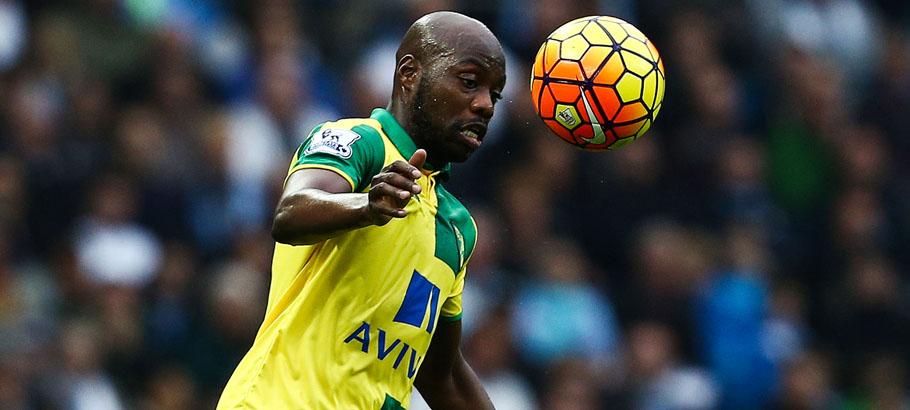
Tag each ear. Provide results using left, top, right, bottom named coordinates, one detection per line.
left=396, top=54, right=421, bottom=96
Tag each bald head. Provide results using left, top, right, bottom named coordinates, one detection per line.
left=387, top=12, right=507, bottom=166
left=396, top=11, right=504, bottom=75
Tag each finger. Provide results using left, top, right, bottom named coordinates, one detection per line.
left=408, top=149, right=427, bottom=172
left=371, top=200, right=407, bottom=218
left=374, top=173, right=421, bottom=194
left=371, top=182, right=412, bottom=201
left=383, top=160, right=421, bottom=180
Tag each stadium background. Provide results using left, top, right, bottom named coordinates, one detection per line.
left=1, top=0, right=909, bottom=409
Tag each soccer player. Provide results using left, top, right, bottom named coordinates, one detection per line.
left=216, top=11, right=506, bottom=410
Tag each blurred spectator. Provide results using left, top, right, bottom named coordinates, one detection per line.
left=674, top=61, right=745, bottom=179
left=0, top=224, right=59, bottom=410
left=841, top=353, right=910, bottom=410
left=0, top=0, right=26, bottom=72
left=539, top=358, right=602, bottom=410
left=762, top=278, right=809, bottom=366
left=626, top=321, right=719, bottom=410
left=624, top=219, right=711, bottom=340
left=766, top=48, right=844, bottom=216
left=693, top=226, right=776, bottom=409
left=5, top=71, right=70, bottom=253
left=348, top=36, right=398, bottom=116
left=497, top=165, right=554, bottom=261
left=121, top=0, right=223, bottom=42
left=113, top=104, right=192, bottom=238
left=834, top=188, right=888, bottom=247
left=459, top=206, right=513, bottom=337
left=497, top=131, right=580, bottom=260
left=73, top=174, right=163, bottom=288
left=836, top=125, right=890, bottom=191
left=747, top=0, right=883, bottom=101
left=51, top=318, right=125, bottom=410
left=865, top=25, right=910, bottom=176
left=224, top=49, right=339, bottom=230
left=185, top=256, right=267, bottom=395
left=497, top=0, right=598, bottom=57
left=144, top=242, right=199, bottom=364
left=183, top=112, right=234, bottom=256
left=824, top=187, right=897, bottom=272
left=60, top=78, right=114, bottom=191
left=97, top=285, right=146, bottom=394
left=823, top=253, right=910, bottom=367
left=712, top=136, right=784, bottom=231
left=0, top=156, right=28, bottom=241
left=32, top=1, right=148, bottom=84
left=569, top=131, right=672, bottom=276
left=779, top=0, right=881, bottom=98
left=774, top=351, right=839, bottom=410
left=465, top=311, right=539, bottom=410
left=0, top=358, right=28, bottom=410
left=138, top=365, right=199, bottom=410
left=510, top=238, right=622, bottom=375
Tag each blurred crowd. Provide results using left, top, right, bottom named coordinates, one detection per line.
left=1, top=0, right=909, bottom=409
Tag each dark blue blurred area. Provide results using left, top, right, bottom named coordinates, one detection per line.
left=1, top=0, right=909, bottom=409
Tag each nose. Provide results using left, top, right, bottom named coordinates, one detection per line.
left=470, top=90, right=494, bottom=120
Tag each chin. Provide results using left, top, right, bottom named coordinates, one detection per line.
left=432, top=142, right=473, bottom=164
left=448, top=148, right=475, bottom=163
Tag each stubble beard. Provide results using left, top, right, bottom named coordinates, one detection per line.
left=410, top=77, right=442, bottom=146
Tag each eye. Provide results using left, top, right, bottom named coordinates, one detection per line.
left=460, top=77, right=478, bottom=89
left=491, top=90, right=503, bottom=102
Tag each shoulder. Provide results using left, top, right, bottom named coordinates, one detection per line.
left=303, top=118, right=385, bottom=160
left=312, top=117, right=384, bottom=136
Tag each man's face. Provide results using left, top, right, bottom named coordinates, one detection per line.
left=410, top=49, right=506, bottom=165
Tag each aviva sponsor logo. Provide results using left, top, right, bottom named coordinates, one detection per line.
left=342, top=271, right=440, bottom=379
left=343, top=321, right=424, bottom=379
left=393, top=270, right=440, bottom=333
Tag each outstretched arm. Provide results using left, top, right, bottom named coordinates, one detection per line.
left=272, top=149, right=427, bottom=245
left=415, top=319, right=494, bottom=410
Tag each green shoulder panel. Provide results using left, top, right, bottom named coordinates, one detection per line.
left=433, top=184, right=477, bottom=275
left=292, top=120, right=385, bottom=192
left=380, top=394, right=406, bottom=410
left=439, top=311, right=463, bottom=322
left=349, top=124, right=385, bottom=192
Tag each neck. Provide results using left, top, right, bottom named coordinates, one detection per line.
left=386, top=101, right=412, bottom=136
left=386, top=101, right=442, bottom=168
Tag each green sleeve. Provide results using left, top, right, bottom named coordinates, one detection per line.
left=291, top=124, right=385, bottom=192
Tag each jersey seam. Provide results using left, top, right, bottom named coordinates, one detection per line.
left=439, top=312, right=463, bottom=322
left=288, top=163, right=357, bottom=191
left=236, top=329, right=282, bottom=408
left=350, top=123, right=386, bottom=192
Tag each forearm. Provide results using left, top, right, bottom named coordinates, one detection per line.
left=418, top=356, right=494, bottom=410
left=271, top=188, right=372, bottom=245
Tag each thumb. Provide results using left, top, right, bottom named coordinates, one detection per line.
left=409, top=149, right=427, bottom=170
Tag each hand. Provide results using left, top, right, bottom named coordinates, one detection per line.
left=365, top=149, right=426, bottom=225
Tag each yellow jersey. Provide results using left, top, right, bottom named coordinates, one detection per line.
left=217, top=109, right=477, bottom=410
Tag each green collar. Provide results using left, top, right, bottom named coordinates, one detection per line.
left=371, top=108, right=451, bottom=181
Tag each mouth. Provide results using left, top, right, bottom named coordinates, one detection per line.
left=459, top=123, right=487, bottom=149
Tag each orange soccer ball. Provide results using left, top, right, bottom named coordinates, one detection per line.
left=531, top=16, right=665, bottom=151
